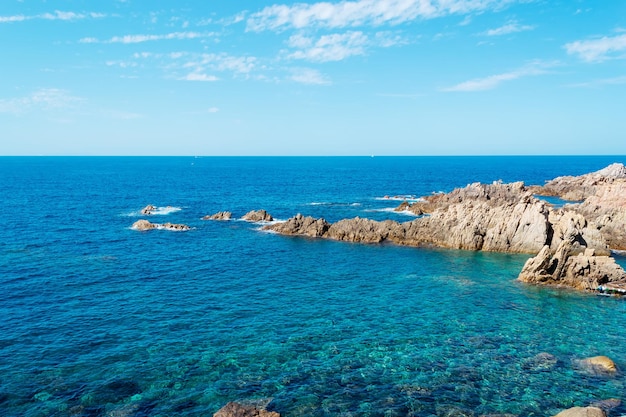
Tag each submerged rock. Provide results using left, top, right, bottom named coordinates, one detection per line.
left=131, top=219, right=190, bottom=231
left=203, top=211, right=232, bottom=221
left=214, top=401, right=280, bottom=417
left=574, top=356, right=618, bottom=376
left=242, top=210, right=273, bottom=222
left=522, top=352, right=558, bottom=372
left=551, top=406, right=606, bottom=417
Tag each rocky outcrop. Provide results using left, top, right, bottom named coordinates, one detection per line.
left=551, top=407, right=606, bottom=417
left=214, top=402, right=280, bottom=417
left=242, top=210, right=273, bottom=222
left=131, top=219, right=190, bottom=231
left=140, top=205, right=156, bottom=215
left=574, top=356, right=618, bottom=376
left=267, top=213, right=330, bottom=237
left=534, top=163, right=626, bottom=249
left=518, top=238, right=626, bottom=292
left=203, top=211, right=232, bottom=221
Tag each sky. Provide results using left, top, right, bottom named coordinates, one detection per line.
left=1, top=0, right=625, bottom=156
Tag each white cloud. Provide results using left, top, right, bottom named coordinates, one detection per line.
left=80, top=31, right=215, bottom=44
left=442, top=61, right=556, bottom=92
left=564, top=34, right=626, bottom=62
left=0, top=10, right=104, bottom=23
left=247, top=0, right=517, bottom=31
left=183, top=73, right=220, bottom=82
left=207, top=107, right=220, bottom=113
left=290, top=68, right=331, bottom=85
left=287, top=31, right=368, bottom=62
left=567, top=75, right=626, bottom=88
left=483, top=20, right=535, bottom=36
left=0, top=89, right=83, bottom=114
left=183, top=53, right=257, bottom=74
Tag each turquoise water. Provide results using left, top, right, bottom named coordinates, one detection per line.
left=1, top=156, right=625, bottom=417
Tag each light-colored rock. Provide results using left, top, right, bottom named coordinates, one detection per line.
left=131, top=219, right=190, bottom=232
left=576, top=356, right=618, bottom=375
left=214, top=402, right=280, bottom=417
left=242, top=210, right=273, bottom=222
left=203, top=211, right=232, bottom=221
left=264, top=213, right=329, bottom=237
left=551, top=406, right=606, bottom=417
left=140, top=204, right=156, bottom=215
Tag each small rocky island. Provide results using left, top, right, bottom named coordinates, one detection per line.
left=263, top=163, right=626, bottom=296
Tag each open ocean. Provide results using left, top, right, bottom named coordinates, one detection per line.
left=1, top=156, right=626, bottom=417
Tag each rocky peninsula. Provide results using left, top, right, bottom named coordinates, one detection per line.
left=263, top=164, right=626, bottom=295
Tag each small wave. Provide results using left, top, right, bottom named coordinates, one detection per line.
left=123, top=206, right=183, bottom=217
left=307, top=202, right=362, bottom=207
left=365, top=208, right=422, bottom=216
left=374, top=195, right=424, bottom=202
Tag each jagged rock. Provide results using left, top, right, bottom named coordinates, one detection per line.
left=540, top=163, right=626, bottom=201
left=203, top=211, right=232, bottom=221
left=140, top=204, right=156, bottom=215
left=214, top=402, right=280, bottom=417
left=574, top=356, right=618, bottom=376
left=242, top=210, right=273, bottom=222
left=131, top=219, right=190, bottom=232
left=551, top=407, right=606, bottom=417
left=264, top=213, right=329, bottom=237
left=327, top=217, right=398, bottom=243
left=518, top=238, right=626, bottom=292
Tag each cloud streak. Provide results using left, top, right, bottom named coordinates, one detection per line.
left=80, top=31, right=215, bottom=44
left=0, top=89, right=83, bottom=114
left=247, top=0, right=516, bottom=31
left=0, top=10, right=104, bottom=23
left=564, top=33, right=626, bottom=62
left=287, top=31, right=368, bottom=62
left=442, top=61, right=556, bottom=92
left=483, top=20, right=534, bottom=36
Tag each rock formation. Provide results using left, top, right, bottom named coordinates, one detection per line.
left=203, top=211, right=232, bottom=221
left=242, top=210, right=273, bottom=222
left=131, top=219, right=190, bottom=231
left=574, top=356, right=618, bottom=376
left=140, top=205, right=156, bottom=215
left=268, top=213, right=329, bottom=237
left=551, top=406, right=606, bottom=417
left=214, top=402, right=280, bottom=417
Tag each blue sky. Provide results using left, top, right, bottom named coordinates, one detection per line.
left=1, top=0, right=625, bottom=155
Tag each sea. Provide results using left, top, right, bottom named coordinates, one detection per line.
left=1, top=156, right=626, bottom=417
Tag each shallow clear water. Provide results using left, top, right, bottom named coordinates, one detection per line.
left=1, top=156, right=625, bottom=417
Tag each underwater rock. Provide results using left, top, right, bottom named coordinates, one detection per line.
left=589, top=399, right=621, bottom=412
left=214, top=401, right=280, bottom=417
left=242, top=210, right=273, bottom=222
left=551, top=406, right=606, bottom=417
left=92, top=379, right=141, bottom=405
left=203, top=211, right=232, bottom=221
left=574, top=356, right=618, bottom=376
left=131, top=219, right=190, bottom=231
left=522, top=352, right=558, bottom=372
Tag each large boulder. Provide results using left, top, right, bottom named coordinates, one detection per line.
left=214, top=402, right=280, bottom=417
left=551, top=407, right=606, bottom=417
left=203, top=211, right=232, bottom=221
left=131, top=220, right=190, bottom=231
left=140, top=205, right=156, bottom=215
left=574, top=356, right=618, bottom=376
left=265, top=213, right=329, bottom=237
left=242, top=210, right=273, bottom=222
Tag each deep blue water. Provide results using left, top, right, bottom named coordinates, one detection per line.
left=1, top=156, right=626, bottom=417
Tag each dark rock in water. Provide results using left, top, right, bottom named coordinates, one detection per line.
left=214, top=401, right=280, bottom=417
left=551, top=406, right=606, bottom=417
left=203, top=211, right=232, bottom=221
left=242, top=210, right=273, bottom=222
left=589, top=399, right=621, bottom=412
left=522, top=352, right=558, bottom=372
left=93, top=379, right=141, bottom=404
left=264, top=213, right=329, bottom=237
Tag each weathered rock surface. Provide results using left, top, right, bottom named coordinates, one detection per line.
left=242, top=210, right=273, bottom=222
left=131, top=219, right=190, bottom=231
left=203, top=211, right=232, bottom=221
left=267, top=213, right=329, bottom=237
left=551, top=406, right=606, bottom=417
left=214, top=402, right=280, bottom=417
left=539, top=163, right=626, bottom=201
left=140, top=204, right=156, bottom=215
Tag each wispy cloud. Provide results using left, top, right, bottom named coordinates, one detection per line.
left=442, top=61, right=556, bottom=92
left=483, top=20, right=535, bottom=36
left=0, top=10, right=104, bottom=23
left=182, top=73, right=220, bottom=82
left=564, top=33, right=626, bottom=62
left=290, top=68, right=331, bottom=85
left=0, top=89, right=83, bottom=114
left=80, top=31, right=215, bottom=44
left=567, top=75, right=626, bottom=88
left=247, top=0, right=517, bottom=31
left=287, top=31, right=368, bottom=62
